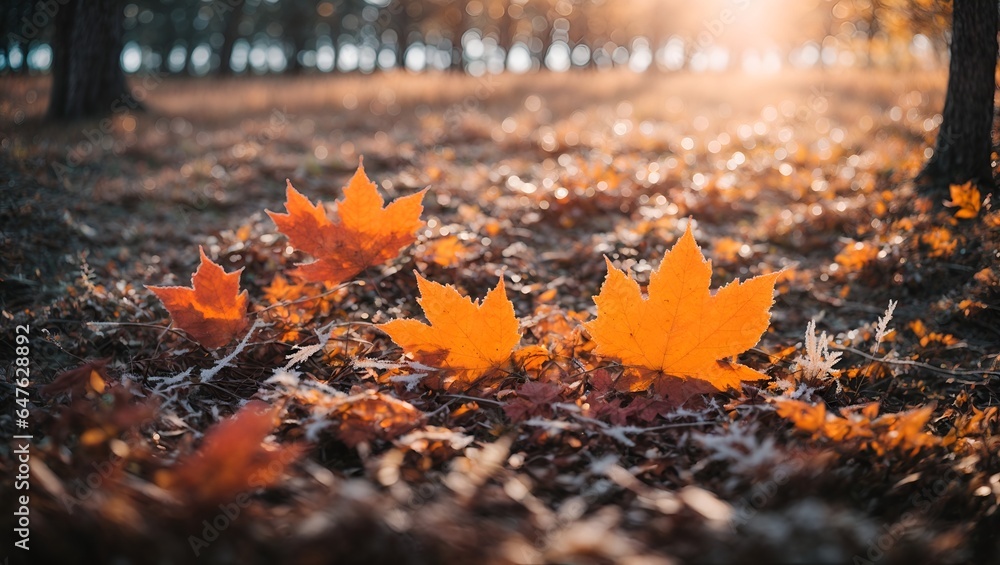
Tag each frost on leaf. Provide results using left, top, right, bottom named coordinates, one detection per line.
left=378, top=274, right=522, bottom=392
left=585, top=224, right=779, bottom=395
left=266, top=160, right=427, bottom=285
left=147, top=247, right=249, bottom=350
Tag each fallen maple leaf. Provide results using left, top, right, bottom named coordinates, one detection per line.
left=333, top=390, right=424, bottom=447
left=945, top=181, right=981, bottom=219
left=378, top=274, right=521, bottom=391
left=41, top=358, right=112, bottom=398
left=503, top=380, right=562, bottom=422
left=148, top=247, right=249, bottom=349
left=267, top=160, right=427, bottom=284
left=776, top=399, right=938, bottom=454
left=585, top=225, right=779, bottom=392
left=156, top=400, right=303, bottom=506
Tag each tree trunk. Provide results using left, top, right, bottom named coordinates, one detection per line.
left=217, top=0, right=244, bottom=76
left=286, top=38, right=304, bottom=74
left=918, top=0, right=998, bottom=196
left=285, top=9, right=307, bottom=75
left=450, top=6, right=466, bottom=73
left=47, top=0, right=128, bottom=120
left=391, top=0, right=411, bottom=69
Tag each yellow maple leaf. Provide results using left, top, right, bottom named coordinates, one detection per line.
left=946, top=181, right=981, bottom=219
left=378, top=274, right=521, bottom=391
left=585, top=225, right=779, bottom=392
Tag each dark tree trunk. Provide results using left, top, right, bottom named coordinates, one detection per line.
left=498, top=7, right=513, bottom=60
left=450, top=7, right=466, bottom=73
left=47, top=0, right=128, bottom=120
left=450, top=41, right=464, bottom=72
left=918, top=0, right=998, bottom=196
left=391, top=0, right=411, bottom=69
left=285, top=9, right=307, bottom=75
left=217, top=0, right=244, bottom=76
left=286, top=36, right=305, bottom=74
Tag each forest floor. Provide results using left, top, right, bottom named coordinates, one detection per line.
left=1, top=69, right=999, bottom=565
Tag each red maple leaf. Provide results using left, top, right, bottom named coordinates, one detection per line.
left=148, top=247, right=249, bottom=349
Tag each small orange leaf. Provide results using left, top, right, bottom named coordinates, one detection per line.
left=420, top=235, right=471, bottom=267
left=333, top=391, right=423, bottom=447
left=148, top=247, right=249, bottom=349
left=945, top=181, right=981, bottom=219
left=585, top=224, right=778, bottom=392
left=267, top=159, right=427, bottom=284
left=775, top=398, right=827, bottom=433
left=41, top=358, right=112, bottom=398
left=378, top=274, right=521, bottom=391
left=512, top=345, right=551, bottom=373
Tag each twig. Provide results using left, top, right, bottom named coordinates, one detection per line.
left=442, top=393, right=504, bottom=406
left=189, top=381, right=245, bottom=400
left=831, top=344, right=999, bottom=383
left=254, top=280, right=360, bottom=315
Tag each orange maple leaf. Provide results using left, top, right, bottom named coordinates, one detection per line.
left=156, top=401, right=303, bottom=506
left=148, top=247, right=249, bottom=349
left=378, top=274, right=521, bottom=391
left=267, top=160, right=427, bottom=284
left=585, top=225, right=779, bottom=392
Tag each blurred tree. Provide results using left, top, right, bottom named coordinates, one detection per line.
left=386, top=0, right=423, bottom=68
left=281, top=0, right=314, bottom=74
left=217, top=0, right=245, bottom=75
left=918, top=0, right=997, bottom=195
left=48, top=0, right=128, bottom=119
